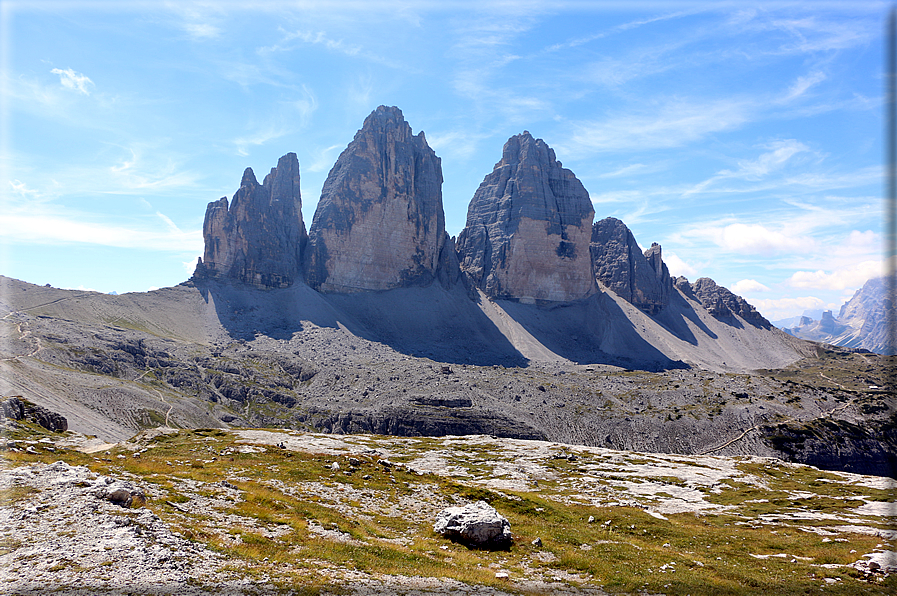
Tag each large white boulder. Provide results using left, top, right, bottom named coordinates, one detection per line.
left=433, top=501, right=512, bottom=545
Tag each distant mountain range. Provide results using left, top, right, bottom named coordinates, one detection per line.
left=780, top=275, right=895, bottom=355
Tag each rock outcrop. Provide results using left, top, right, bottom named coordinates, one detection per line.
left=688, top=277, right=771, bottom=328
left=305, top=106, right=449, bottom=293
left=456, top=132, right=595, bottom=302
left=433, top=501, right=512, bottom=545
left=836, top=275, right=894, bottom=354
left=195, top=153, right=306, bottom=288
left=782, top=275, right=895, bottom=354
left=590, top=218, right=672, bottom=314
left=1, top=396, right=67, bottom=432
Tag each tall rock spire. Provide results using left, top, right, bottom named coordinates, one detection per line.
left=590, top=218, right=673, bottom=315
left=195, top=153, right=306, bottom=288
left=305, top=106, right=450, bottom=293
left=456, top=131, right=595, bottom=302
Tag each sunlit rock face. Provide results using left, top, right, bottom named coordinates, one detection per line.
left=196, top=153, right=306, bottom=288
left=590, top=217, right=673, bottom=315
left=456, top=132, right=595, bottom=303
left=305, top=106, right=449, bottom=293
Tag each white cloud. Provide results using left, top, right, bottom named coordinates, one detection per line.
left=292, top=85, right=319, bottom=126
left=751, top=296, right=831, bottom=321
left=684, top=139, right=810, bottom=195
left=307, top=144, right=343, bottom=173
left=181, top=257, right=200, bottom=275
left=782, top=71, right=827, bottom=102
left=564, top=98, right=750, bottom=154
left=233, top=127, right=288, bottom=157
left=0, top=214, right=202, bottom=253
left=596, top=163, right=647, bottom=179
left=184, top=23, right=220, bottom=40
left=51, top=68, right=94, bottom=95
left=730, top=279, right=771, bottom=294
left=425, top=129, right=492, bottom=161
left=787, top=260, right=882, bottom=291
left=664, top=252, right=698, bottom=278
left=709, top=223, right=813, bottom=256
left=280, top=29, right=362, bottom=56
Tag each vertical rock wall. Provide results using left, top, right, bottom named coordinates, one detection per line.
left=196, top=153, right=305, bottom=288
left=456, top=132, right=595, bottom=302
left=590, top=218, right=673, bottom=315
left=305, top=106, right=448, bottom=293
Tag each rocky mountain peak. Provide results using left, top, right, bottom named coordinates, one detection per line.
left=689, top=277, right=771, bottom=328
left=304, top=106, right=450, bottom=293
left=195, top=152, right=306, bottom=289
left=590, top=218, right=672, bottom=315
left=456, top=132, right=595, bottom=302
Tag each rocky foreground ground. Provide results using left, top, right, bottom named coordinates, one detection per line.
left=1, top=421, right=895, bottom=595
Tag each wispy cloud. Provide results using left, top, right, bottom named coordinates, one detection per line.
left=546, top=9, right=700, bottom=52
left=781, top=71, right=827, bottom=102
left=164, top=2, right=223, bottom=40
left=184, top=22, right=220, bottom=40
left=426, top=128, right=497, bottom=161
left=595, top=163, right=648, bottom=179
left=306, top=144, right=343, bottom=173
left=233, top=127, right=288, bottom=157
left=563, top=98, right=751, bottom=155
left=0, top=213, right=202, bottom=252
left=684, top=139, right=810, bottom=195
left=262, top=27, right=403, bottom=70
left=51, top=68, right=94, bottom=95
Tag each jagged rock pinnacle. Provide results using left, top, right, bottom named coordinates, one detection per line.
left=456, top=132, right=595, bottom=302
left=305, top=106, right=452, bottom=293
left=195, top=153, right=306, bottom=288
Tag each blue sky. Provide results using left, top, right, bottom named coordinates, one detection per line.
left=0, top=1, right=887, bottom=321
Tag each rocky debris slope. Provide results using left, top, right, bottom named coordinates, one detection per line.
left=0, top=461, right=231, bottom=595
left=195, top=153, right=306, bottom=289
left=5, top=275, right=893, bottom=477
left=457, top=132, right=595, bottom=302
left=4, top=430, right=895, bottom=594
left=305, top=106, right=452, bottom=293
left=590, top=217, right=673, bottom=314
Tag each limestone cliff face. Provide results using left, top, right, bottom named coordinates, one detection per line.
left=590, top=218, right=672, bottom=315
left=305, top=106, right=449, bottom=293
left=456, top=132, right=595, bottom=302
left=689, top=277, right=771, bottom=328
left=195, top=153, right=306, bottom=288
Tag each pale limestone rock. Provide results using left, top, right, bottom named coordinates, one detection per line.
left=305, top=106, right=449, bottom=293
left=433, top=501, right=512, bottom=545
left=195, top=153, right=305, bottom=288
left=590, top=218, right=673, bottom=315
left=457, top=132, right=595, bottom=302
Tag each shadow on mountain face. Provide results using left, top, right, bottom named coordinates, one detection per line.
left=323, top=284, right=528, bottom=367
left=494, top=293, right=689, bottom=372
left=198, top=280, right=527, bottom=366
left=651, top=290, right=719, bottom=346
